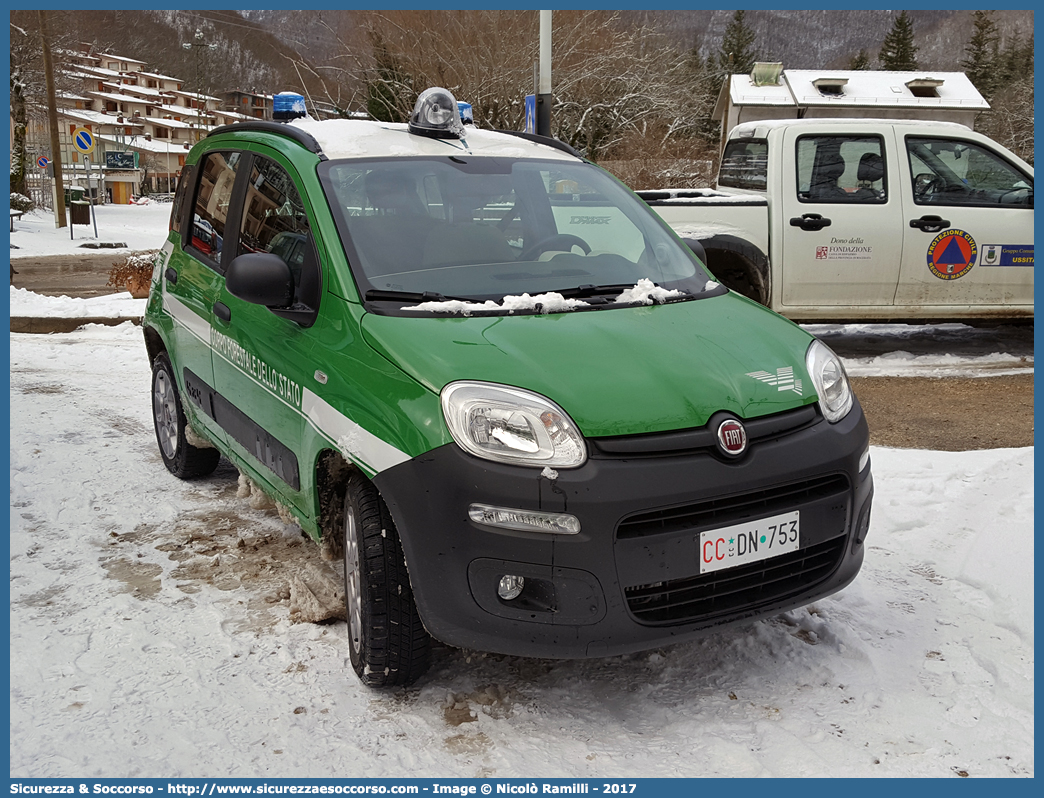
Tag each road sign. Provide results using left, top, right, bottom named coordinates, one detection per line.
left=37, top=156, right=50, bottom=169
left=72, top=127, right=96, bottom=155
left=525, top=94, right=536, bottom=134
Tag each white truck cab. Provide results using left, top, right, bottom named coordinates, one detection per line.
left=640, top=118, right=1033, bottom=321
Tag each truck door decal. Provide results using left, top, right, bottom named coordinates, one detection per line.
left=926, top=229, right=977, bottom=280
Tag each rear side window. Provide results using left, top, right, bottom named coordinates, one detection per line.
left=188, top=151, right=242, bottom=267
left=718, top=139, right=768, bottom=191
left=169, top=164, right=193, bottom=235
left=796, top=135, right=887, bottom=204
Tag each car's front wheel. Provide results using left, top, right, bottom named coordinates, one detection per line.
left=343, top=470, right=431, bottom=687
left=151, top=352, right=220, bottom=479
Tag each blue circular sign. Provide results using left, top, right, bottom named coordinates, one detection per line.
left=37, top=156, right=49, bottom=168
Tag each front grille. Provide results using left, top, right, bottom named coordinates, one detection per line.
left=588, top=405, right=818, bottom=460
left=625, top=536, right=847, bottom=625
left=617, top=474, right=849, bottom=540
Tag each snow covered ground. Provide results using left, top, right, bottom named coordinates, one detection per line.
left=9, top=202, right=172, bottom=258
left=8, top=323, right=1034, bottom=778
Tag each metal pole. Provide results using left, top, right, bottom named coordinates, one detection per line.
left=537, top=10, right=552, bottom=137
left=88, top=156, right=99, bottom=239
left=38, top=10, right=67, bottom=228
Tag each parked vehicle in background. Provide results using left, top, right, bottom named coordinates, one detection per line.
left=639, top=118, right=1033, bottom=321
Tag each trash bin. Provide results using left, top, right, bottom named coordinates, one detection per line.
left=65, top=186, right=85, bottom=205
left=69, top=200, right=91, bottom=226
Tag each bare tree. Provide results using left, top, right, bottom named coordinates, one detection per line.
left=290, top=10, right=712, bottom=164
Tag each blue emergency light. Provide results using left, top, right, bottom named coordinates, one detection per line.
left=274, top=92, right=307, bottom=122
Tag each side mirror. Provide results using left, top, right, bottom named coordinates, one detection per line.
left=226, top=253, right=294, bottom=308
left=681, top=238, right=707, bottom=264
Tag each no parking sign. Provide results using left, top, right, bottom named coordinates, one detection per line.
left=72, top=126, right=96, bottom=155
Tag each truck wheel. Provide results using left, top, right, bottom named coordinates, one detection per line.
left=151, top=352, right=220, bottom=479
left=343, top=471, right=431, bottom=687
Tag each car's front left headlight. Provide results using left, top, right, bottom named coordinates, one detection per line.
left=441, top=381, right=587, bottom=467
left=806, top=339, right=853, bottom=423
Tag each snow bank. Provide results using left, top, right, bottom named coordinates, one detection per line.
left=9, top=285, right=147, bottom=318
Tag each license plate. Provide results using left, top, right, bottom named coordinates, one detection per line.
left=698, top=511, right=800, bottom=574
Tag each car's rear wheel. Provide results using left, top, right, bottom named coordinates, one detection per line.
left=151, top=352, right=220, bottom=479
left=343, top=470, right=431, bottom=687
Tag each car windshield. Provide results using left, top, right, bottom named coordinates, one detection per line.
left=318, top=156, right=716, bottom=312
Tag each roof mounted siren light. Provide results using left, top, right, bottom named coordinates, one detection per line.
left=408, top=87, right=465, bottom=139
left=458, top=102, right=474, bottom=126
left=273, top=92, right=308, bottom=123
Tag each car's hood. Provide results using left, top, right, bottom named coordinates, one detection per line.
left=361, top=295, right=818, bottom=438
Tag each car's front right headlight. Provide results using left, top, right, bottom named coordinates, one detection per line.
left=441, top=381, right=587, bottom=467
left=806, top=339, right=853, bottom=423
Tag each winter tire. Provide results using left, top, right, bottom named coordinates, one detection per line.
left=343, top=470, right=431, bottom=687
left=151, top=351, right=220, bottom=479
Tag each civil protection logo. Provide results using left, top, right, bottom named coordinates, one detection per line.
left=927, top=229, right=977, bottom=280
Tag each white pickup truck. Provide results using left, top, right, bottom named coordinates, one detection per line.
left=637, top=118, right=1034, bottom=321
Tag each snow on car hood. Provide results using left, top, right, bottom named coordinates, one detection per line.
left=362, top=293, right=818, bottom=438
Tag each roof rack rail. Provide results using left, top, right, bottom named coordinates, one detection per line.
left=206, top=121, right=327, bottom=160
left=493, top=130, right=583, bottom=159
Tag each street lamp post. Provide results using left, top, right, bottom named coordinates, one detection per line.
left=182, top=29, right=217, bottom=142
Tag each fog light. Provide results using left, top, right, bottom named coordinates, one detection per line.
left=859, top=447, right=871, bottom=474
left=469, top=503, right=580, bottom=534
left=498, top=575, right=525, bottom=601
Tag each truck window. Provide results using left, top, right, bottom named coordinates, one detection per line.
left=796, top=136, right=887, bottom=204
left=718, top=139, right=768, bottom=191
left=906, top=137, right=1033, bottom=208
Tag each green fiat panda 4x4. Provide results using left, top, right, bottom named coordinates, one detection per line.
left=144, top=88, right=873, bottom=687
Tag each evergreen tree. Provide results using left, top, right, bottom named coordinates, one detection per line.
left=848, top=49, right=872, bottom=70
left=365, top=32, right=413, bottom=123
left=879, top=10, right=919, bottom=71
left=716, top=10, right=758, bottom=86
left=961, top=10, right=1000, bottom=100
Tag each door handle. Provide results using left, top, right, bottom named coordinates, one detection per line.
left=789, top=213, right=831, bottom=231
left=909, top=215, right=950, bottom=233
left=164, top=267, right=178, bottom=285
left=213, top=302, right=231, bottom=322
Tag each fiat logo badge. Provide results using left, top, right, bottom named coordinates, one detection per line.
left=717, top=418, right=748, bottom=457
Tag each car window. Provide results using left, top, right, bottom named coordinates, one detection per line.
left=718, top=139, right=768, bottom=191
left=320, top=157, right=713, bottom=305
left=906, top=136, right=1033, bottom=208
left=796, top=135, right=887, bottom=204
left=170, top=164, right=193, bottom=236
left=237, top=155, right=321, bottom=313
left=188, top=151, right=242, bottom=267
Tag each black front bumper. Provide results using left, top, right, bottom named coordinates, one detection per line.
left=374, top=401, right=873, bottom=659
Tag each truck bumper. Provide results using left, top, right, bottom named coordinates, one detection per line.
left=374, top=401, right=873, bottom=659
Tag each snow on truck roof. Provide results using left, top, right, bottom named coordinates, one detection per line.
left=729, top=117, right=974, bottom=137
left=288, top=118, right=580, bottom=162
left=724, top=70, right=988, bottom=110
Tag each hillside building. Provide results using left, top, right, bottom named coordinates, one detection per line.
left=20, top=45, right=285, bottom=205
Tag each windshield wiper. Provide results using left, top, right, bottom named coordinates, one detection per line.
left=553, top=283, right=641, bottom=299
left=364, top=289, right=475, bottom=304
left=554, top=283, right=695, bottom=303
